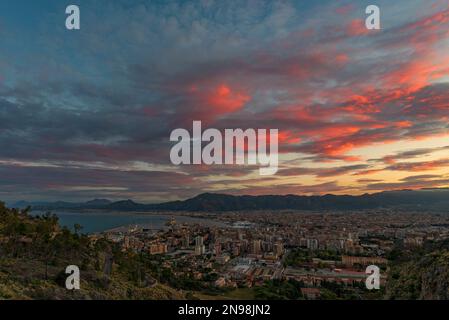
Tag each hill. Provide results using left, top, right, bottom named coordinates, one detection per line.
left=16, top=188, right=449, bottom=212
left=387, top=239, right=449, bottom=299
left=0, top=202, right=183, bottom=299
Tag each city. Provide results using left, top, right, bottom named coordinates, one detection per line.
left=92, top=209, right=449, bottom=299
left=1, top=0, right=449, bottom=315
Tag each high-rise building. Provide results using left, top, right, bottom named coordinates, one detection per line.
left=195, top=235, right=206, bottom=255
left=274, top=242, right=284, bottom=257
left=252, top=240, right=262, bottom=255
left=306, top=238, right=319, bottom=250
left=195, top=235, right=203, bottom=246
left=214, top=243, right=221, bottom=256
left=182, top=235, right=190, bottom=248
left=149, top=243, right=168, bottom=255
left=232, top=245, right=240, bottom=256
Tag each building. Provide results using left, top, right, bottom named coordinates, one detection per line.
left=252, top=240, right=262, bottom=255
left=306, top=238, right=319, bottom=250
left=301, top=288, right=321, bottom=300
left=182, top=235, right=190, bottom=248
left=149, top=243, right=168, bottom=255
left=274, top=242, right=284, bottom=257
left=214, top=243, right=222, bottom=256
left=195, top=235, right=206, bottom=255
left=342, top=255, right=387, bottom=267
left=215, top=254, right=230, bottom=264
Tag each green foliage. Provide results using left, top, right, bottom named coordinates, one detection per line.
left=254, top=279, right=303, bottom=300
left=0, top=203, right=182, bottom=299
left=386, top=240, right=449, bottom=300
left=284, top=248, right=341, bottom=267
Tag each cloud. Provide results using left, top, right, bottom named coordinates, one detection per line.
left=278, top=164, right=370, bottom=178
left=0, top=0, right=448, bottom=201
left=386, top=159, right=449, bottom=172
left=366, top=175, right=449, bottom=191
left=371, top=145, right=449, bottom=164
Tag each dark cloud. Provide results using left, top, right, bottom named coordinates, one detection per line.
left=371, top=145, right=449, bottom=164
left=366, top=178, right=449, bottom=191
left=0, top=1, right=448, bottom=201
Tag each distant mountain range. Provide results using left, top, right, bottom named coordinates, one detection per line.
left=10, top=188, right=449, bottom=212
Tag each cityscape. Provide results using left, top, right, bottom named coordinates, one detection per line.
left=1, top=0, right=449, bottom=304
left=91, top=207, right=449, bottom=299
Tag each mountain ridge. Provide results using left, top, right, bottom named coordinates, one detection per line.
left=11, top=188, right=449, bottom=212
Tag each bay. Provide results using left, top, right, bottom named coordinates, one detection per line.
left=33, top=211, right=224, bottom=234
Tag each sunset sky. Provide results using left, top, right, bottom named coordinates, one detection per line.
left=1, top=0, right=449, bottom=202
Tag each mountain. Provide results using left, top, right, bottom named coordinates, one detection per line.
left=387, top=239, right=449, bottom=299
left=105, top=199, right=141, bottom=211
left=15, top=199, right=112, bottom=211
left=12, top=200, right=82, bottom=210
left=85, top=199, right=112, bottom=207
left=14, top=188, right=449, bottom=212
left=156, top=189, right=449, bottom=211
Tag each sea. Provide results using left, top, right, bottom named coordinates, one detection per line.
left=32, top=211, right=225, bottom=234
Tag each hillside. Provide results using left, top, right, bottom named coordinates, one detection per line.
left=387, top=240, right=449, bottom=299
left=0, top=202, right=183, bottom=300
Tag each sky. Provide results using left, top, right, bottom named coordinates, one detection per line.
left=0, top=0, right=449, bottom=203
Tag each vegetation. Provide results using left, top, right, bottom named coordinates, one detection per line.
left=386, top=239, right=449, bottom=300
left=254, top=279, right=304, bottom=300
left=0, top=202, right=182, bottom=299
left=284, top=248, right=341, bottom=267
left=2, top=201, right=448, bottom=300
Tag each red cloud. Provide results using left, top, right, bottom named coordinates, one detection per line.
left=206, top=84, right=250, bottom=114
left=346, top=19, right=370, bottom=36
left=278, top=131, right=301, bottom=144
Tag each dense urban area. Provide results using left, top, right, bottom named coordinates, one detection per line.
left=88, top=209, right=449, bottom=299
left=2, top=200, right=449, bottom=300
